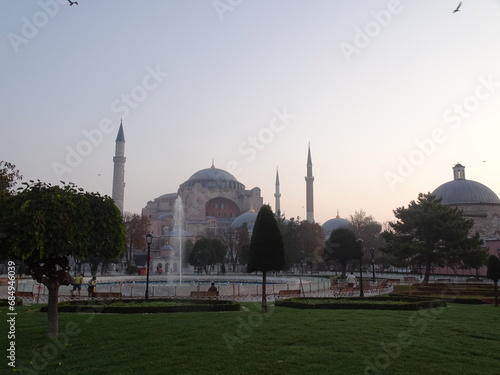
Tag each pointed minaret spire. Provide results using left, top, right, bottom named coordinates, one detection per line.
left=305, top=143, right=314, bottom=223
left=112, top=120, right=126, bottom=214
left=274, top=167, right=281, bottom=216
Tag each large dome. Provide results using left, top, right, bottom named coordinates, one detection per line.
left=179, top=164, right=245, bottom=190
left=432, top=164, right=500, bottom=205
left=188, top=167, right=237, bottom=182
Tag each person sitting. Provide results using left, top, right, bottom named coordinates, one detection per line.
left=208, top=282, right=218, bottom=295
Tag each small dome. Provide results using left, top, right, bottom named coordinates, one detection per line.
left=432, top=164, right=500, bottom=205
left=231, top=211, right=258, bottom=231
left=322, top=217, right=351, bottom=236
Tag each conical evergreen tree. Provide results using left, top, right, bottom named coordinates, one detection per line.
left=248, top=204, right=285, bottom=313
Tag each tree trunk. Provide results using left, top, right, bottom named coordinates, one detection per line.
left=46, top=280, right=60, bottom=338
left=495, top=281, right=498, bottom=307
left=261, top=271, right=267, bottom=313
left=422, top=260, right=432, bottom=285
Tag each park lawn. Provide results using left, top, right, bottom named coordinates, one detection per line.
left=1, top=301, right=500, bottom=375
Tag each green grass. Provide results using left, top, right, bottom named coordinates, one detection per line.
left=1, top=302, right=500, bottom=375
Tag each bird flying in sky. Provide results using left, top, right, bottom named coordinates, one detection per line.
left=68, top=0, right=78, bottom=5
left=453, top=2, right=462, bottom=13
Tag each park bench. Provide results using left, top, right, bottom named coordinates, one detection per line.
left=437, top=278, right=451, bottom=283
left=190, top=290, right=219, bottom=298
left=15, top=291, right=34, bottom=297
left=278, top=289, right=301, bottom=296
left=403, top=277, right=418, bottom=283
left=333, top=287, right=354, bottom=297
left=94, top=292, right=122, bottom=298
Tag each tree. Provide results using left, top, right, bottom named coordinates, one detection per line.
left=247, top=205, right=286, bottom=313
left=188, top=238, right=226, bottom=274
left=0, top=181, right=125, bottom=337
left=324, top=226, right=358, bottom=277
left=486, top=255, right=500, bottom=307
left=382, top=193, right=483, bottom=284
left=0, top=161, right=22, bottom=197
left=123, top=212, right=150, bottom=267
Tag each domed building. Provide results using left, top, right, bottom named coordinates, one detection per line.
left=321, top=213, right=351, bottom=238
left=142, top=161, right=263, bottom=238
left=432, top=164, right=500, bottom=239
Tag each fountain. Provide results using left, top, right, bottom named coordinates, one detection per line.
left=173, top=196, right=185, bottom=283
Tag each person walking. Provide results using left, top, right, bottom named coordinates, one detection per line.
left=71, top=273, right=84, bottom=297
left=87, top=276, right=97, bottom=298
left=346, top=272, right=357, bottom=288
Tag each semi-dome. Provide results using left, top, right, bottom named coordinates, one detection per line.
left=432, top=164, right=500, bottom=205
left=231, top=211, right=258, bottom=231
left=179, top=162, right=245, bottom=190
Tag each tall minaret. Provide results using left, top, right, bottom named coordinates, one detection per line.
left=305, top=143, right=314, bottom=222
left=274, top=167, right=281, bottom=216
left=112, top=121, right=126, bottom=214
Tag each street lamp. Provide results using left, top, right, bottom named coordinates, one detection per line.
left=356, top=238, right=364, bottom=298
left=370, top=247, right=376, bottom=282
left=145, top=233, right=153, bottom=299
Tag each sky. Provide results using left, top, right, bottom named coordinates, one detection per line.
left=2, top=0, right=500, bottom=226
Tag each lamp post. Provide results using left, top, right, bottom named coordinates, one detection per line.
left=145, top=233, right=153, bottom=299
left=356, top=239, right=364, bottom=298
left=370, top=247, right=376, bottom=282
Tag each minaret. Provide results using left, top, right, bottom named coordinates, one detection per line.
left=112, top=121, right=126, bottom=214
left=305, top=143, right=314, bottom=222
left=274, top=168, right=281, bottom=216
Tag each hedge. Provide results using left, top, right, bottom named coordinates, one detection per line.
left=275, top=296, right=446, bottom=311
left=39, top=298, right=240, bottom=314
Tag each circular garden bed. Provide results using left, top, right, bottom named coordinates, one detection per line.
left=275, top=296, right=446, bottom=310
left=40, top=298, right=240, bottom=314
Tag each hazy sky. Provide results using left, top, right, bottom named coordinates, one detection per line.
left=2, top=0, right=500, bottom=225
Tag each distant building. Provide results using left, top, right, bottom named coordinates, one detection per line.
left=432, top=163, right=500, bottom=276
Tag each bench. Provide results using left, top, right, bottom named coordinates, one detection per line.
left=15, top=291, right=34, bottom=297
left=333, top=287, right=354, bottom=297
left=278, top=289, right=301, bottom=296
left=190, top=290, right=219, bottom=298
left=437, top=279, right=451, bottom=283
left=94, top=292, right=122, bottom=298
left=403, top=277, right=418, bottom=283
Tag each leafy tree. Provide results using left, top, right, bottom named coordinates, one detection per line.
left=188, top=238, right=226, bottom=274
left=486, top=255, right=500, bottom=307
left=0, top=181, right=125, bottom=337
left=247, top=205, right=285, bottom=313
left=297, top=220, right=324, bottom=273
left=324, top=226, right=358, bottom=277
left=382, top=193, right=483, bottom=284
left=0, top=161, right=22, bottom=196
left=123, top=212, right=150, bottom=267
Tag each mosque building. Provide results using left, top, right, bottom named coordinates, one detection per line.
left=431, top=163, right=500, bottom=275
left=112, top=124, right=499, bottom=277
